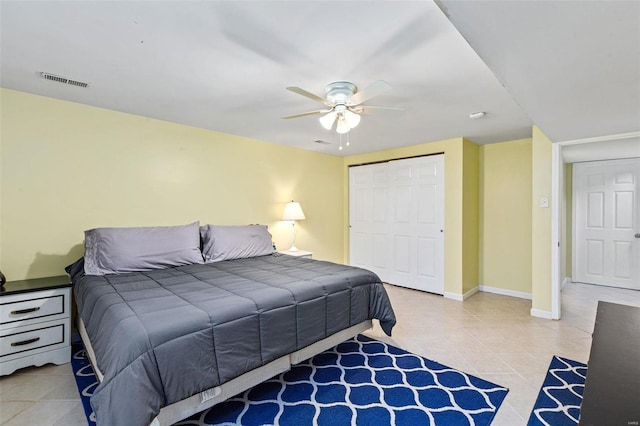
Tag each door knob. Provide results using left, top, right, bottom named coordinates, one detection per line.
left=636, top=233, right=640, bottom=238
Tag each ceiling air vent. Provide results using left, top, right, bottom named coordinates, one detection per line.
left=40, top=72, right=89, bottom=88
left=313, top=140, right=331, bottom=145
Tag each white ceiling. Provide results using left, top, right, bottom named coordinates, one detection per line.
left=437, top=0, right=640, bottom=144
left=1, top=1, right=638, bottom=156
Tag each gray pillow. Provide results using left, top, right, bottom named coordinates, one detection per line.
left=84, top=222, right=204, bottom=276
left=200, top=224, right=274, bottom=263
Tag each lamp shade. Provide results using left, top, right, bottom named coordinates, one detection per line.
left=336, top=116, right=351, bottom=134
left=344, top=109, right=361, bottom=128
left=319, top=111, right=337, bottom=130
left=282, top=201, right=306, bottom=221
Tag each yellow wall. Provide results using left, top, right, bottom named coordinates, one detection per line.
left=478, top=138, right=533, bottom=294
left=1, top=88, right=556, bottom=311
left=531, top=126, right=553, bottom=313
left=0, top=89, right=345, bottom=280
left=462, top=139, right=479, bottom=294
left=343, top=137, right=479, bottom=297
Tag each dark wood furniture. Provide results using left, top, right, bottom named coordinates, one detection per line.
left=579, top=301, right=640, bottom=425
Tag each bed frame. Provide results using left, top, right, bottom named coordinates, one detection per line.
left=78, top=317, right=372, bottom=426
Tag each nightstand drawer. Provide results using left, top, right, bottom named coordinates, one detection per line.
left=0, top=294, right=65, bottom=325
left=1, top=322, right=66, bottom=358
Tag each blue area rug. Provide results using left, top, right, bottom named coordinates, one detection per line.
left=527, top=355, right=588, bottom=426
left=70, top=338, right=97, bottom=425
left=72, top=334, right=508, bottom=426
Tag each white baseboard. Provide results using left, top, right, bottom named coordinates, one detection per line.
left=463, top=286, right=479, bottom=300
left=530, top=308, right=553, bottom=319
left=478, top=285, right=532, bottom=300
left=444, top=292, right=463, bottom=301
left=444, top=286, right=479, bottom=301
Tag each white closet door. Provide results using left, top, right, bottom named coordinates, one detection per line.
left=349, top=163, right=391, bottom=281
left=574, top=158, right=639, bottom=290
left=349, top=154, right=444, bottom=294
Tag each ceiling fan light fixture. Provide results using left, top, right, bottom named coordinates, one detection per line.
left=319, top=111, right=336, bottom=130
left=336, top=116, right=351, bottom=134
left=344, top=109, right=361, bottom=128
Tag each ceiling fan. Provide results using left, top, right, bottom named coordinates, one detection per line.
left=282, top=80, right=402, bottom=134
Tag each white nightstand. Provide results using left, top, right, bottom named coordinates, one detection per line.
left=0, top=276, right=72, bottom=376
left=278, top=250, right=313, bottom=259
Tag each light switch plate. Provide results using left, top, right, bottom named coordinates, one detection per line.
left=540, top=197, right=549, bottom=208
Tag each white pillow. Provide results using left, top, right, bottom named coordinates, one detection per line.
left=84, top=222, right=204, bottom=275
left=200, top=224, right=274, bottom=263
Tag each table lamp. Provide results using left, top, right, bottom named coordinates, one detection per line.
left=282, top=201, right=306, bottom=252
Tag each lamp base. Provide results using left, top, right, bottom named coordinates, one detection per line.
left=287, top=246, right=299, bottom=252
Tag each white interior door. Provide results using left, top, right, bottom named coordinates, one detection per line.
left=349, top=163, right=391, bottom=280
left=574, top=158, right=640, bottom=290
left=349, top=155, right=444, bottom=294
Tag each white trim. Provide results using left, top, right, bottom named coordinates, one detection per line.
left=443, top=292, right=463, bottom=301
left=572, top=162, right=577, bottom=284
left=444, top=286, right=478, bottom=301
left=558, top=131, right=640, bottom=146
left=530, top=308, right=553, bottom=320
left=552, top=133, right=640, bottom=325
left=562, top=277, right=571, bottom=291
left=551, top=143, right=562, bottom=320
left=479, top=285, right=532, bottom=300
left=463, top=286, right=479, bottom=299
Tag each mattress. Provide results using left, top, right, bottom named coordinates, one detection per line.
left=71, top=253, right=396, bottom=425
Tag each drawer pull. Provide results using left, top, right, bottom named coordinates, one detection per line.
left=10, top=306, right=41, bottom=315
left=11, top=337, right=41, bottom=347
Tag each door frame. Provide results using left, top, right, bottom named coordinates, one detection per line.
left=552, top=131, right=640, bottom=320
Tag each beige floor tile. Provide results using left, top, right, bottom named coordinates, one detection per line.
left=0, top=374, right=43, bottom=401
left=2, top=400, right=79, bottom=426
left=0, top=401, right=31, bottom=424
left=491, top=402, right=526, bottom=426
left=51, top=403, right=88, bottom=426
left=507, top=396, right=537, bottom=421
left=458, top=352, right=515, bottom=374
left=0, top=374, right=77, bottom=403
left=40, top=374, right=83, bottom=400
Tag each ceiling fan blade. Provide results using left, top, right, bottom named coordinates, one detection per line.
left=352, top=105, right=404, bottom=114
left=281, top=109, right=329, bottom=119
left=286, top=87, right=329, bottom=105
left=349, top=80, right=392, bottom=106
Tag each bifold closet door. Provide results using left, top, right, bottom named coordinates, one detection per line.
left=349, top=154, right=444, bottom=294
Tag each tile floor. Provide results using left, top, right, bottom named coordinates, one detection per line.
left=1, top=281, right=639, bottom=425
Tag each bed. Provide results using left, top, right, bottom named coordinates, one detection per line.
left=68, top=223, right=396, bottom=426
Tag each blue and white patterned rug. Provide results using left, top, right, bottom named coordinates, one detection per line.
left=527, top=355, right=588, bottom=426
left=72, top=334, right=508, bottom=426
left=70, top=339, right=97, bottom=425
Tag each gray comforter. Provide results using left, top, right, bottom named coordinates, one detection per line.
left=71, top=253, right=396, bottom=426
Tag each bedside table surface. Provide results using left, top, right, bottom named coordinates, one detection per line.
left=1, top=275, right=71, bottom=296
left=278, top=250, right=312, bottom=256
